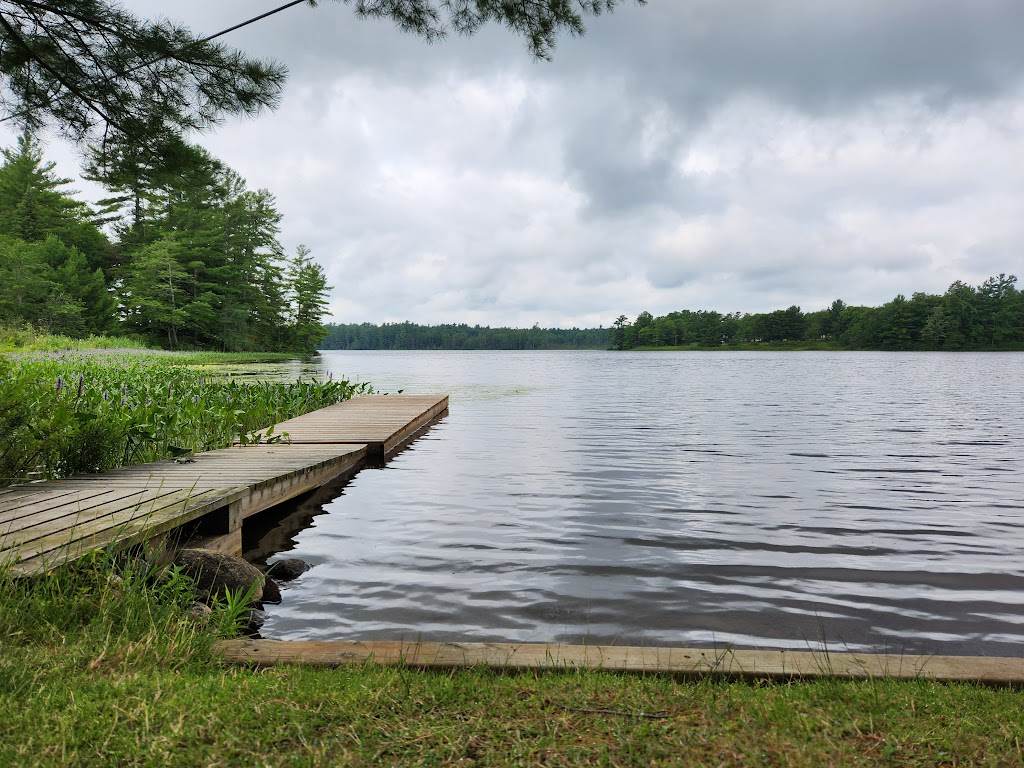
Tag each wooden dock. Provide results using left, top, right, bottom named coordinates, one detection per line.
left=0, top=395, right=447, bottom=576
left=219, top=639, right=1024, bottom=685
left=272, top=394, right=449, bottom=461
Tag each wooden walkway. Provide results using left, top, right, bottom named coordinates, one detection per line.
left=0, top=395, right=447, bottom=576
left=274, top=394, right=449, bottom=460
left=219, top=639, right=1024, bottom=684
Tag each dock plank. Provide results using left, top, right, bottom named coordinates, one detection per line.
left=274, top=394, right=448, bottom=459
left=2, top=487, right=191, bottom=534
left=219, top=640, right=1024, bottom=684
left=11, top=488, right=237, bottom=576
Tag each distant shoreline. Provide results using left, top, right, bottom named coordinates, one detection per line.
left=627, top=343, right=1024, bottom=352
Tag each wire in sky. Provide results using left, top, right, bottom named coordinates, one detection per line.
left=196, top=0, right=308, bottom=45
left=0, top=0, right=312, bottom=126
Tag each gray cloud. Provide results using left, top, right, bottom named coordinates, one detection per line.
left=3, top=0, right=1022, bottom=326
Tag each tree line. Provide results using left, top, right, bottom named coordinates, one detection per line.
left=612, top=275, right=1024, bottom=351
left=0, top=133, right=330, bottom=352
left=320, top=322, right=610, bottom=350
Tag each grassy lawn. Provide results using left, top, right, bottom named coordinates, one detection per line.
left=2, top=559, right=1023, bottom=767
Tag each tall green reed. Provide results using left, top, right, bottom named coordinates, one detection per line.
left=0, top=353, right=370, bottom=486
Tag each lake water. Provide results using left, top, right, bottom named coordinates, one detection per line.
left=244, top=350, right=1024, bottom=657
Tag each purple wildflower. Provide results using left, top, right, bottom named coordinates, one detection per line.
left=55, top=375, right=64, bottom=393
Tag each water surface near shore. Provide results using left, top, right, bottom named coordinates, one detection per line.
left=246, top=350, right=1024, bottom=656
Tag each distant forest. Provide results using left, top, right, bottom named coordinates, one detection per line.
left=320, top=322, right=610, bottom=350
left=323, top=274, right=1022, bottom=352
left=613, top=274, right=1023, bottom=351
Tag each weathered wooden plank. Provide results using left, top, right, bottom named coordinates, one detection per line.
left=0, top=487, right=93, bottom=515
left=383, top=399, right=449, bottom=457
left=186, top=529, right=243, bottom=557
left=235, top=445, right=367, bottom=520
left=217, top=640, right=1024, bottom=684
left=2, top=487, right=240, bottom=557
left=1, top=487, right=201, bottom=537
left=8, top=488, right=237, bottom=576
left=3, top=445, right=366, bottom=550
left=11, top=446, right=368, bottom=492
left=273, top=395, right=448, bottom=459
left=0, top=487, right=125, bottom=524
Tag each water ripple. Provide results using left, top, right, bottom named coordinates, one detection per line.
left=248, top=350, right=1024, bottom=657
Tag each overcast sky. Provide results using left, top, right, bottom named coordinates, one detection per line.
left=7, top=1, right=1024, bottom=327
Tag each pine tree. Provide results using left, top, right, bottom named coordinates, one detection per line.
left=0, top=133, right=115, bottom=332
left=0, top=1, right=285, bottom=164
left=0, top=132, right=107, bottom=269
left=287, top=245, right=330, bottom=354
left=121, top=237, right=191, bottom=349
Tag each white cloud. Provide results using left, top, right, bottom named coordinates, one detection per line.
left=3, top=0, right=1022, bottom=326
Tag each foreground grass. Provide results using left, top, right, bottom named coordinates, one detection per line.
left=2, top=561, right=1023, bottom=768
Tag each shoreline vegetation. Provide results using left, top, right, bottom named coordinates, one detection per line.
left=0, top=349, right=368, bottom=488
left=0, top=134, right=331, bottom=355
left=613, top=274, right=1023, bottom=352
left=320, top=321, right=610, bottom=350
left=3, top=347, right=1024, bottom=764
left=319, top=273, right=1023, bottom=352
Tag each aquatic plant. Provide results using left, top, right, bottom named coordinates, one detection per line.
left=0, top=354, right=370, bottom=485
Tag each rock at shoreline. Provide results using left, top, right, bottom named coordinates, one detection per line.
left=261, top=576, right=282, bottom=604
left=246, top=608, right=267, bottom=635
left=265, top=558, right=311, bottom=582
left=173, top=549, right=265, bottom=606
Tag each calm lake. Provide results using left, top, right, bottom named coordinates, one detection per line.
left=242, top=350, right=1024, bottom=657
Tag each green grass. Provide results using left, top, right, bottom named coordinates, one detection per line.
left=2, top=556, right=1023, bottom=766
left=0, top=325, right=153, bottom=352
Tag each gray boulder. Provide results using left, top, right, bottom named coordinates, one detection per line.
left=173, top=548, right=265, bottom=606
left=265, top=558, right=311, bottom=582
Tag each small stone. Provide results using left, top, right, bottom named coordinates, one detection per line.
left=187, top=602, right=213, bottom=625
left=265, top=558, right=311, bottom=582
left=261, top=577, right=282, bottom=604
left=246, top=608, right=267, bottom=635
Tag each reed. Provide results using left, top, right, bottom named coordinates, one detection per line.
left=0, top=353, right=370, bottom=486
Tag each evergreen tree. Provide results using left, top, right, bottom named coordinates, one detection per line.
left=0, top=131, right=109, bottom=270
left=611, top=273, right=1022, bottom=351
left=0, top=134, right=115, bottom=333
left=0, top=1, right=285, bottom=164
left=287, top=245, right=330, bottom=354
left=121, top=237, right=190, bottom=348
